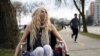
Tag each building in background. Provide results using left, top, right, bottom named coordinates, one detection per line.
left=93, top=0, right=100, bottom=26
left=89, top=2, right=94, bottom=16
left=86, top=2, right=94, bottom=26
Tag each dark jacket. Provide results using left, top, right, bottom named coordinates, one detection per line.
left=70, top=18, right=80, bottom=29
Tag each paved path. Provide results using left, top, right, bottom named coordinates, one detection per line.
left=59, top=27, right=100, bottom=56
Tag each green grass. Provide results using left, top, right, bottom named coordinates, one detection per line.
left=80, top=32, right=100, bottom=39
left=0, top=49, right=14, bottom=56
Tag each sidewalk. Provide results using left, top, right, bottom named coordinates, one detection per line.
left=59, top=27, right=100, bottom=56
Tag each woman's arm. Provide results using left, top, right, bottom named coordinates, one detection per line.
left=15, top=26, right=30, bottom=56
left=51, top=24, right=69, bottom=53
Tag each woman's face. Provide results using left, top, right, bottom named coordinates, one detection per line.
left=39, top=9, right=47, bottom=21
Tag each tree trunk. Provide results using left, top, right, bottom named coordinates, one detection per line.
left=0, top=0, right=19, bottom=49
left=81, top=13, right=88, bottom=32
left=73, top=0, right=88, bottom=32
left=81, top=0, right=88, bottom=32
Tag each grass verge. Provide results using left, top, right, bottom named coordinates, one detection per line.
left=80, top=32, right=100, bottom=39
left=0, top=49, right=14, bottom=56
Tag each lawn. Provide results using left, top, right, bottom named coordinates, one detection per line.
left=80, top=32, right=100, bottom=39
left=0, top=49, right=14, bottom=56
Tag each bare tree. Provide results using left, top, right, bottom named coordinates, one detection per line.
left=73, top=0, right=88, bottom=32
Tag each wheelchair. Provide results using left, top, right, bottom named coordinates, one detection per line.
left=19, top=31, right=69, bottom=56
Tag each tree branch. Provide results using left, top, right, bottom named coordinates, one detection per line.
left=73, top=0, right=82, bottom=14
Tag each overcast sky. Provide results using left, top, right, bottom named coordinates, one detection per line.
left=11, top=0, right=95, bottom=25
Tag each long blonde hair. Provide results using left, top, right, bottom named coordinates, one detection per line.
left=30, top=7, right=51, bottom=49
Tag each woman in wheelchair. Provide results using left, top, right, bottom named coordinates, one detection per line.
left=15, top=7, right=69, bottom=56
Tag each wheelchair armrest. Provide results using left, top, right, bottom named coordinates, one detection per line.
left=56, top=40, right=64, bottom=48
left=20, top=42, right=26, bottom=49
left=57, top=40, right=63, bottom=43
left=20, top=42, right=26, bottom=45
